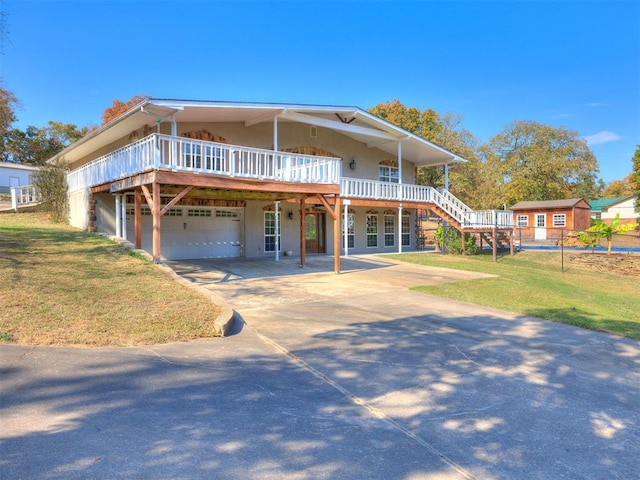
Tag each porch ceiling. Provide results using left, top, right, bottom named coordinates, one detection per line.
left=52, top=99, right=466, bottom=168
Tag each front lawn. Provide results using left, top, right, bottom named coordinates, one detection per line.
left=391, top=251, right=640, bottom=341
left=0, top=212, right=220, bottom=346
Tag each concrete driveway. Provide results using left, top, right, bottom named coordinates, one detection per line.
left=2, top=255, right=639, bottom=479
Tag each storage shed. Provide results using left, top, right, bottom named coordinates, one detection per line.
left=511, top=198, right=591, bottom=242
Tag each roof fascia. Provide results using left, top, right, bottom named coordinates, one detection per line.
left=49, top=98, right=154, bottom=164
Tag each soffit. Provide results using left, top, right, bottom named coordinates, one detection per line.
left=54, top=99, right=465, bottom=167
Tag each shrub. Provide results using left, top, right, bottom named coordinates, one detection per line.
left=436, top=225, right=480, bottom=255
left=32, top=162, right=69, bottom=223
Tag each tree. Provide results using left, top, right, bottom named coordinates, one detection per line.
left=632, top=145, right=640, bottom=217
left=0, top=85, right=19, bottom=160
left=3, top=121, right=88, bottom=165
left=101, top=95, right=150, bottom=125
left=368, top=100, right=490, bottom=206
left=482, top=120, right=601, bottom=206
left=585, top=214, right=638, bottom=254
left=0, top=84, right=18, bottom=134
left=369, top=99, right=441, bottom=141
left=601, top=175, right=634, bottom=197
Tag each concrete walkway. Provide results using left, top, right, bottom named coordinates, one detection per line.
left=2, top=255, right=639, bottom=479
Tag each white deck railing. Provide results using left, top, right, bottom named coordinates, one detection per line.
left=341, top=178, right=513, bottom=229
left=10, top=185, right=40, bottom=211
left=67, top=134, right=342, bottom=193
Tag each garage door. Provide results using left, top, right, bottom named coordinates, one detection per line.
left=126, top=207, right=243, bottom=260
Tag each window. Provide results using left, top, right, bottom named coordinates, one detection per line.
left=384, top=214, right=395, bottom=247
left=379, top=165, right=399, bottom=183
left=342, top=213, right=355, bottom=249
left=188, top=209, right=211, bottom=217
left=366, top=214, right=378, bottom=248
left=264, top=211, right=281, bottom=252
left=553, top=214, right=566, bottom=227
left=536, top=214, right=546, bottom=228
left=165, top=208, right=183, bottom=217
left=183, top=143, right=225, bottom=170
left=401, top=214, right=411, bottom=246
left=216, top=210, right=238, bottom=218
left=517, top=215, right=528, bottom=227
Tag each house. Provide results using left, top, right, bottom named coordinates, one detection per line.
left=44, top=99, right=514, bottom=271
left=511, top=198, right=591, bottom=242
left=590, top=195, right=638, bottom=223
left=0, top=161, right=38, bottom=194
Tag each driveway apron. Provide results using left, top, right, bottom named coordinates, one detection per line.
left=172, top=255, right=640, bottom=480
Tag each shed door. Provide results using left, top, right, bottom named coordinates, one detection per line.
left=534, top=214, right=547, bottom=240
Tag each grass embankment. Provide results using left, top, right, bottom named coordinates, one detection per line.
left=0, top=212, right=220, bottom=346
left=393, top=251, right=640, bottom=341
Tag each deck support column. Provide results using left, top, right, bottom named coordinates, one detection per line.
left=299, top=197, right=306, bottom=267
left=398, top=206, right=403, bottom=254
left=115, top=194, right=122, bottom=238
left=121, top=194, right=127, bottom=241
left=152, top=182, right=161, bottom=263
left=274, top=201, right=280, bottom=262
left=492, top=227, right=498, bottom=262
left=333, top=195, right=341, bottom=274
left=134, top=188, right=142, bottom=248
left=510, top=230, right=515, bottom=256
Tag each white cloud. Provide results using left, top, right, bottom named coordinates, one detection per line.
left=584, top=102, right=608, bottom=108
left=583, top=131, right=623, bottom=145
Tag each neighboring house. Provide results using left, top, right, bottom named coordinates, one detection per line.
left=0, top=161, right=38, bottom=194
left=511, top=198, right=591, bottom=242
left=590, top=195, right=638, bottom=223
left=46, top=99, right=514, bottom=270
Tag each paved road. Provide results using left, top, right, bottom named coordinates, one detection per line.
left=2, top=255, right=639, bottom=479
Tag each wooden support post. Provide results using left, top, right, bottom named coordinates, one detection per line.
left=299, top=197, right=306, bottom=267
left=333, top=195, right=341, bottom=274
left=134, top=188, right=142, bottom=249
left=492, top=227, right=498, bottom=262
left=510, top=230, right=515, bottom=255
left=461, top=230, right=466, bottom=255
left=152, top=182, right=161, bottom=263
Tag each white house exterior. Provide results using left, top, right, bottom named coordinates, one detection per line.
left=44, top=99, right=513, bottom=271
left=0, top=161, right=38, bottom=194
left=599, top=195, right=638, bottom=223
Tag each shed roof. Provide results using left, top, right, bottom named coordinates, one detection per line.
left=510, top=198, right=588, bottom=210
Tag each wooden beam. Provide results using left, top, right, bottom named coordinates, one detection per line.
left=153, top=170, right=340, bottom=195
left=316, top=194, right=337, bottom=220
left=152, top=182, right=161, bottom=263
left=140, top=184, right=154, bottom=210
left=134, top=188, right=142, bottom=249
left=110, top=171, right=156, bottom=193
left=160, top=186, right=193, bottom=216
left=299, top=197, right=306, bottom=267
left=333, top=195, right=341, bottom=274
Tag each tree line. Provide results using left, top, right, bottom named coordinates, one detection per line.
left=1, top=87, right=638, bottom=211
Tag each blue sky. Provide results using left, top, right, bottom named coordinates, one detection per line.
left=1, top=0, right=638, bottom=184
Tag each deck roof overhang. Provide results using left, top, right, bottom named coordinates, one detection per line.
left=51, top=99, right=467, bottom=168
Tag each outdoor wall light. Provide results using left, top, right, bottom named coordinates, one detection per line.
left=349, top=158, right=357, bottom=170
left=288, top=211, right=294, bottom=220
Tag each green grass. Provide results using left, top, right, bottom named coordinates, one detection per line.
left=390, top=251, right=640, bottom=341
left=0, top=211, right=220, bottom=346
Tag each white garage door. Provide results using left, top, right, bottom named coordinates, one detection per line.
left=126, top=207, right=243, bottom=260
